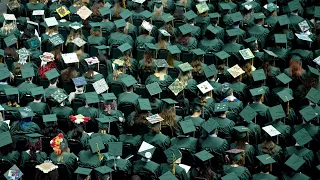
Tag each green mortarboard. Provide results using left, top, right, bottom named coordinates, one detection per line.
left=146, top=82, right=162, bottom=96
left=253, top=12, right=266, bottom=20
left=250, top=87, right=265, bottom=96
left=252, top=69, right=266, bottom=81
left=244, top=37, right=257, bottom=44
left=72, top=77, right=87, bottom=87
left=179, top=119, right=196, bottom=134
left=264, top=2, right=278, bottom=12
left=27, top=37, right=40, bottom=49
left=155, top=59, right=169, bottom=68
left=95, top=45, right=108, bottom=50
left=226, top=149, right=244, bottom=162
left=99, top=7, right=111, bottom=16
left=114, top=19, right=126, bottom=28
left=164, top=146, right=182, bottom=163
left=44, top=17, right=58, bottom=27
left=167, top=45, right=181, bottom=54
left=96, top=116, right=117, bottom=129
left=4, top=87, right=18, bottom=96
left=292, top=173, right=310, bottom=180
left=305, top=88, right=320, bottom=104
left=233, top=126, right=249, bottom=139
left=102, top=93, right=117, bottom=101
left=95, top=166, right=113, bottom=178
left=108, top=142, right=123, bottom=156
left=285, top=154, right=306, bottom=171
left=203, top=64, right=217, bottom=78
left=90, top=22, right=101, bottom=31
left=206, top=25, right=220, bottom=34
left=178, top=24, right=193, bottom=35
left=162, top=13, right=175, bottom=23
left=184, top=10, right=197, bottom=21
left=195, top=150, right=214, bottom=162
left=4, top=34, right=17, bottom=47
left=49, top=34, right=64, bottom=46
left=240, top=105, right=257, bottom=122
left=277, top=15, right=290, bottom=26
left=117, top=43, right=132, bottom=53
left=315, top=6, right=320, bottom=18
left=191, top=48, right=205, bottom=56
left=145, top=43, right=157, bottom=51
left=293, top=128, right=312, bottom=146
left=209, top=13, right=221, bottom=19
left=140, top=10, right=152, bottom=19
left=159, top=171, right=178, bottom=180
left=230, top=12, right=243, bottom=23
left=201, top=119, right=219, bottom=133
left=120, top=9, right=133, bottom=20
left=196, top=2, right=209, bottom=14
left=30, top=87, right=44, bottom=97
left=162, top=98, right=178, bottom=108
left=43, top=114, right=57, bottom=123
left=21, top=67, right=35, bottom=78
left=19, top=106, right=34, bottom=118
left=275, top=34, right=287, bottom=44
left=299, top=106, right=318, bottom=122
left=0, top=131, right=12, bottom=147
left=276, top=73, right=292, bottom=84
left=51, top=90, right=67, bottom=104
left=137, top=141, right=156, bottom=159
left=268, top=105, right=286, bottom=121
left=178, top=62, right=193, bottom=72
left=226, top=29, right=242, bottom=37
left=288, top=0, right=301, bottom=12
left=85, top=92, right=100, bottom=104
left=89, top=136, right=105, bottom=153
left=0, top=66, right=10, bottom=80
left=219, top=2, right=232, bottom=10
left=308, top=65, right=320, bottom=76
left=256, top=154, right=276, bottom=165
left=277, top=89, right=293, bottom=103
left=138, top=98, right=152, bottom=111
left=25, top=133, right=43, bottom=143
left=45, top=68, right=59, bottom=80
left=221, top=172, right=240, bottom=180
left=214, top=102, right=228, bottom=112
left=215, top=51, right=231, bottom=60
left=75, top=167, right=92, bottom=175
left=121, top=75, right=137, bottom=87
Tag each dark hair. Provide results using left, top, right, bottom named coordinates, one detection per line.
left=300, top=73, right=319, bottom=99
left=198, top=164, right=215, bottom=180
left=61, top=65, right=78, bottom=83
left=141, top=51, right=154, bottom=73
left=41, top=123, right=61, bottom=138
left=0, top=143, right=14, bottom=156
left=4, top=47, right=18, bottom=59
left=71, top=127, right=83, bottom=141
left=27, top=139, right=42, bottom=160
left=204, top=30, right=216, bottom=40
left=35, top=168, right=59, bottom=180
left=34, top=94, right=43, bottom=101
left=176, top=34, right=190, bottom=46
left=49, top=77, right=58, bottom=84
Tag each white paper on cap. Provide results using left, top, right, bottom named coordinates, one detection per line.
left=33, top=10, right=45, bottom=16
left=295, top=33, right=312, bottom=42
left=197, top=81, right=213, bottom=94
left=138, top=141, right=154, bottom=152
left=262, top=125, right=281, bottom=137
left=62, top=53, right=79, bottom=63
left=3, top=14, right=16, bottom=20
left=179, top=164, right=191, bottom=173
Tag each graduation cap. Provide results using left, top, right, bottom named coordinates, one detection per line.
left=234, top=126, right=248, bottom=139
left=226, top=29, right=243, bottom=38
left=285, top=154, right=306, bottom=171
left=69, top=22, right=83, bottom=30
left=121, top=75, right=137, bottom=87
left=159, top=29, right=171, bottom=37
left=99, top=7, right=111, bottom=17
left=89, top=136, right=105, bottom=153
left=159, top=171, right=178, bottom=180
left=208, top=13, right=221, bottom=19
left=49, top=34, right=64, bottom=47
left=277, top=89, right=293, bottom=103
left=25, top=133, right=43, bottom=143
left=119, top=9, right=133, bottom=20
left=138, top=98, right=152, bottom=111
left=256, top=154, right=276, bottom=172
left=92, top=79, right=108, bottom=94
left=178, top=62, right=193, bottom=72
left=162, top=13, right=175, bottom=23
left=263, top=3, right=279, bottom=12
left=3, top=13, right=16, bottom=21
left=19, top=106, right=34, bottom=118
left=291, top=173, right=310, bottom=180
left=194, top=150, right=214, bottom=162
left=262, top=125, right=281, bottom=142
left=72, top=37, right=86, bottom=47
left=240, top=105, right=257, bottom=122
left=62, top=53, right=79, bottom=64
left=141, top=20, right=153, bottom=32
left=203, top=64, right=217, bottom=78
left=146, top=114, right=164, bottom=125
left=277, top=15, right=290, bottom=26
left=32, top=10, right=44, bottom=16
left=85, top=92, right=100, bottom=104
left=191, top=48, right=205, bottom=56
left=96, top=116, right=117, bottom=130
left=164, top=146, right=182, bottom=163
left=162, top=98, right=178, bottom=106
left=250, top=87, right=265, bottom=96
left=239, top=48, right=255, bottom=60
left=253, top=12, right=266, bottom=20
left=21, top=67, right=35, bottom=79
left=51, top=90, right=67, bottom=104
left=72, top=77, right=87, bottom=87
left=221, top=172, right=239, bottom=180
left=30, top=87, right=44, bottom=97
left=155, top=59, right=169, bottom=68
left=101, top=93, right=117, bottom=103
left=201, top=118, right=219, bottom=133
left=4, top=87, right=18, bottom=96
left=43, top=114, right=57, bottom=125
left=230, top=12, right=243, bottom=23
left=114, top=19, right=126, bottom=28
left=179, top=24, right=193, bottom=35
left=75, top=167, right=92, bottom=178
left=276, top=73, right=292, bottom=85
left=146, top=82, right=162, bottom=96
left=206, top=25, right=221, bottom=35
left=138, top=141, right=156, bottom=159
left=268, top=105, right=286, bottom=121
left=252, top=69, right=266, bottom=81
left=132, top=0, right=146, bottom=3
left=140, top=10, right=152, bottom=19
left=77, top=6, right=92, bottom=20
left=288, top=0, right=301, bottom=12
left=44, top=17, right=58, bottom=27
left=0, top=131, right=13, bottom=148
left=315, top=6, right=320, bottom=19
left=56, top=6, right=70, bottom=18
left=305, top=88, right=320, bottom=104
left=299, top=106, right=318, bottom=122
left=118, top=43, right=132, bottom=53
left=308, top=65, right=320, bottom=76
left=219, top=2, right=233, bottom=10
left=184, top=10, right=197, bottom=21
left=108, top=142, right=123, bottom=157
left=214, top=102, right=228, bottom=112
left=4, top=164, right=23, bottom=180
left=196, top=2, right=209, bottom=14
left=145, top=43, right=157, bottom=51
left=95, top=45, right=109, bottom=54
left=26, top=37, right=40, bottom=49
left=4, top=34, right=17, bottom=47
left=90, top=22, right=101, bottom=31
left=45, top=68, right=59, bottom=80
left=244, top=37, right=257, bottom=45
left=226, top=149, right=244, bottom=162
left=293, top=128, right=312, bottom=146
left=227, top=64, right=245, bottom=78
left=169, top=79, right=186, bottom=96
left=167, top=45, right=181, bottom=54
left=0, top=66, right=10, bottom=80
left=179, top=119, right=196, bottom=134
left=215, top=51, right=230, bottom=64
left=197, top=81, right=213, bottom=94
left=94, top=166, right=113, bottom=180
left=274, top=34, right=287, bottom=44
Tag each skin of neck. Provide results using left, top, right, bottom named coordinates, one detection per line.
left=191, top=111, right=201, bottom=117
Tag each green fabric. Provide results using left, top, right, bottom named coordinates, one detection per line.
left=145, top=74, right=174, bottom=90
left=51, top=106, right=73, bottom=119
left=108, top=32, right=134, bottom=47
left=132, top=160, right=160, bottom=177
left=90, top=133, right=118, bottom=144
left=200, top=135, right=229, bottom=155
left=76, top=106, right=100, bottom=121
left=119, top=134, right=142, bottom=148
left=27, top=102, right=50, bottom=116
left=159, top=163, right=188, bottom=180
left=135, top=35, right=156, bottom=48
left=252, top=173, right=278, bottom=180
left=20, top=151, right=47, bottom=168
left=198, top=38, right=224, bottom=53
left=10, top=121, right=40, bottom=135
left=143, top=132, right=171, bottom=151
left=223, top=165, right=251, bottom=180
left=78, top=150, right=102, bottom=168
left=17, top=82, right=38, bottom=96
left=117, top=92, right=139, bottom=106
left=0, top=151, right=20, bottom=164
left=171, top=136, right=197, bottom=153
left=105, top=158, right=132, bottom=173
left=50, top=152, right=78, bottom=179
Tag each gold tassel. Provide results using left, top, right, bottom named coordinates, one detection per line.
left=172, top=153, right=176, bottom=174
left=16, top=42, right=18, bottom=49
left=251, top=58, right=254, bottom=66
left=287, top=102, right=290, bottom=115
left=101, top=130, right=106, bottom=134
left=123, top=1, right=126, bottom=8
left=96, top=143, right=104, bottom=161
left=209, top=90, right=212, bottom=98
left=270, top=164, right=272, bottom=172
left=261, top=94, right=264, bottom=103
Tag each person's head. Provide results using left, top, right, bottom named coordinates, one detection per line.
left=45, top=26, right=58, bottom=36
left=229, top=151, right=245, bottom=166
left=34, top=94, right=43, bottom=101
left=75, top=85, right=85, bottom=93
left=50, top=133, right=69, bottom=157
left=204, top=29, right=216, bottom=40
left=153, top=5, right=163, bottom=18
left=159, top=106, right=177, bottom=127
left=90, top=27, right=102, bottom=36
left=49, top=77, right=58, bottom=85
left=4, top=47, right=18, bottom=60
left=92, top=2, right=103, bottom=16
left=178, top=70, right=192, bottom=86
left=191, top=56, right=203, bottom=76
left=289, top=57, right=303, bottom=77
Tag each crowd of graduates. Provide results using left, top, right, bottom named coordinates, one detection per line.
left=1, top=0, right=320, bottom=179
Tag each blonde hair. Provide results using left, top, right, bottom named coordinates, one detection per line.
left=90, top=28, right=102, bottom=36
left=0, top=23, right=16, bottom=35
left=57, top=148, right=70, bottom=162
left=158, top=38, right=168, bottom=49
left=46, top=26, right=58, bottom=36
left=112, top=67, right=124, bottom=80
left=153, top=5, right=163, bottom=18
left=123, top=22, right=130, bottom=34
left=65, top=30, right=82, bottom=46
left=261, top=140, right=277, bottom=154
left=178, top=71, right=192, bottom=86
left=159, top=107, right=178, bottom=128
left=179, top=0, right=187, bottom=6
left=166, top=53, right=175, bottom=67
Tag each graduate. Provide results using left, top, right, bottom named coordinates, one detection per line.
left=28, top=87, right=50, bottom=116
left=78, top=135, right=105, bottom=168
left=117, top=75, right=139, bottom=106
left=223, top=149, right=251, bottom=180
left=145, top=59, right=174, bottom=90
left=0, top=131, right=20, bottom=165
left=17, top=66, right=38, bottom=97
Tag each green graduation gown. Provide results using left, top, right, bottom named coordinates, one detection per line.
left=91, top=133, right=118, bottom=144
left=230, top=143, right=256, bottom=169
left=0, top=151, right=20, bottom=164
left=119, top=134, right=142, bottom=149
left=223, top=165, right=251, bottom=180
left=108, top=32, right=134, bottom=46
left=51, top=106, right=74, bottom=119
left=170, top=136, right=198, bottom=153
left=66, top=131, right=90, bottom=150
left=252, top=173, right=278, bottom=180
left=212, top=117, right=235, bottom=143
left=159, top=163, right=189, bottom=180
left=117, top=92, right=139, bottom=106
left=78, top=150, right=102, bottom=168
left=198, top=38, right=224, bottom=53
left=0, top=121, right=9, bottom=133
left=135, top=35, right=156, bottom=48
left=175, top=37, right=198, bottom=51
left=132, top=160, right=161, bottom=178
left=143, top=132, right=171, bottom=151
left=200, top=135, right=229, bottom=155
left=249, top=103, right=271, bottom=126
left=27, top=102, right=51, bottom=116
left=145, top=74, right=174, bottom=90
left=76, top=106, right=101, bottom=120
left=49, top=152, right=78, bottom=179
left=20, top=151, right=47, bottom=168
left=17, top=82, right=38, bottom=96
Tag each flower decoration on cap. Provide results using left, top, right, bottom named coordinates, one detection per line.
left=40, top=52, right=55, bottom=62
left=69, top=114, right=91, bottom=124
left=50, top=133, right=67, bottom=155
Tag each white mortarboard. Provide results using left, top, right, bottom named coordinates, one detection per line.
left=141, top=20, right=153, bottom=32
left=295, top=33, right=312, bottom=42
left=262, top=125, right=281, bottom=137
left=93, top=78, right=109, bottom=94
left=72, top=37, right=86, bottom=47
left=227, top=64, right=245, bottom=78
left=44, top=17, right=58, bottom=27
left=138, top=141, right=156, bottom=159
left=298, top=20, right=310, bottom=32
left=77, top=6, right=92, bottom=20
left=84, top=57, right=99, bottom=65
left=197, top=81, right=213, bottom=94
left=132, top=0, right=146, bottom=3
left=313, top=56, right=320, bottom=66
left=61, top=53, right=79, bottom=64
left=159, top=29, right=171, bottom=37
left=32, top=10, right=45, bottom=16
left=3, top=14, right=16, bottom=21
left=4, top=165, right=23, bottom=180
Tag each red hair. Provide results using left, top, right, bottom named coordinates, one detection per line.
left=289, top=59, right=303, bottom=77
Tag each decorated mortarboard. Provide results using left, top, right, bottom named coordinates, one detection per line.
left=72, top=37, right=86, bottom=47
left=3, top=13, right=16, bottom=21
left=164, top=146, right=182, bottom=163
left=4, top=165, right=23, bottom=180
left=196, top=2, right=209, bottom=14
left=138, top=98, right=152, bottom=111
left=275, top=34, right=287, bottom=44
left=85, top=92, right=100, bottom=104
left=49, top=34, right=64, bottom=46
left=178, top=62, right=193, bottom=72
left=227, top=64, right=245, bottom=78
left=19, top=106, right=34, bottom=118
left=306, top=88, right=320, bottom=104
left=40, top=52, right=55, bottom=62
left=146, top=114, right=164, bottom=124
left=56, top=6, right=70, bottom=18
left=230, top=12, right=243, bottom=23
left=221, top=172, right=239, bottom=180
left=138, top=141, right=156, bottom=159
left=214, top=102, right=228, bottom=112
left=285, top=154, right=306, bottom=171
left=146, top=82, right=162, bottom=96
left=262, top=125, right=281, bottom=137
left=155, top=59, right=169, bottom=68
left=89, top=136, right=105, bottom=153
left=51, top=90, right=68, bottom=103
left=239, top=48, right=255, bottom=60
left=256, top=154, right=276, bottom=165
left=93, top=79, right=109, bottom=94
left=108, top=142, right=123, bottom=156
left=4, top=87, right=18, bottom=96
left=140, top=10, right=152, bottom=19
left=208, top=13, right=221, bottom=19
left=184, top=10, right=197, bottom=21
left=141, top=20, right=153, bottom=32
left=162, top=13, right=175, bottom=23
left=84, top=57, right=99, bottom=66
left=268, top=105, right=286, bottom=121
left=118, top=43, right=132, bottom=53
left=299, top=20, right=310, bottom=32
left=169, top=79, right=186, bottom=96
left=26, top=37, right=40, bottom=49
left=75, top=167, right=92, bottom=176
left=62, top=53, right=79, bottom=64
left=69, top=22, right=83, bottom=30
left=0, top=66, right=10, bottom=80
left=159, top=171, right=178, bottom=180
left=30, top=86, right=44, bottom=97
left=299, top=106, right=318, bottom=122
left=32, top=10, right=44, bottom=16
left=4, top=34, right=17, bottom=47
left=288, top=0, right=301, bottom=12
left=21, top=67, right=35, bottom=78
left=277, top=89, right=293, bottom=103
left=197, top=81, right=213, bottom=94
left=77, top=6, right=92, bottom=20
left=203, top=64, right=217, bottom=78
left=295, top=33, right=312, bottom=42
left=45, top=68, right=59, bottom=80
left=201, top=118, right=219, bottom=133
left=178, top=24, right=193, bottom=35
left=293, top=128, right=312, bottom=146
left=240, top=105, right=257, bottom=122
left=263, top=3, right=279, bottom=12
left=179, top=119, right=196, bottom=134
left=72, top=77, right=87, bottom=87
left=44, top=17, right=58, bottom=27
left=194, top=150, right=213, bottom=162
left=132, top=0, right=146, bottom=3
left=167, top=45, right=181, bottom=54
left=234, top=126, right=249, bottom=139
left=35, top=161, right=58, bottom=174
left=16, top=48, right=30, bottom=65
left=159, top=29, right=171, bottom=37
left=42, top=114, right=57, bottom=123
left=251, top=69, right=266, bottom=81
left=276, top=73, right=292, bottom=84
left=114, top=19, right=126, bottom=28
left=191, top=48, right=205, bottom=56
left=0, top=131, right=12, bottom=148
left=121, top=75, right=137, bottom=87
left=253, top=12, right=266, bottom=20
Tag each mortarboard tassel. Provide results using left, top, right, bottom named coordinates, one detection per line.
left=172, top=153, right=176, bottom=174
left=251, top=58, right=254, bottom=66
left=96, top=143, right=104, bottom=161
left=270, top=164, right=272, bottom=172
left=123, top=1, right=126, bottom=9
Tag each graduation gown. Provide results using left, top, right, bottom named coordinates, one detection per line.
left=145, top=74, right=174, bottom=90
left=229, top=82, right=249, bottom=103
left=284, top=146, right=314, bottom=169
left=247, top=25, right=270, bottom=48
left=230, top=143, right=256, bottom=169
left=252, top=173, right=278, bottom=180
left=10, top=121, right=40, bottom=135
left=135, top=35, right=156, bottom=48
left=78, top=150, right=102, bottom=168
left=51, top=106, right=74, bottom=119
left=50, top=152, right=78, bottom=179
left=249, top=103, right=271, bottom=126
left=108, top=32, right=134, bottom=46
left=17, top=82, right=38, bottom=96
left=200, top=135, right=229, bottom=155
left=0, top=121, right=9, bottom=133
left=143, top=132, right=171, bottom=151
left=117, top=92, right=139, bottom=106
left=90, top=133, right=118, bottom=144
left=87, top=36, right=106, bottom=45
left=20, top=151, right=47, bottom=168
left=132, top=160, right=160, bottom=179
left=159, top=163, right=189, bottom=180
left=212, top=117, right=235, bottom=143
left=184, top=116, right=205, bottom=130
left=27, top=102, right=51, bottom=116
left=66, top=131, right=90, bottom=150
left=198, top=38, right=224, bottom=53
left=223, top=165, right=251, bottom=180
left=0, top=151, right=20, bottom=164
left=104, top=158, right=132, bottom=174
left=170, top=136, right=198, bottom=153
left=76, top=106, right=100, bottom=121
left=119, top=134, right=142, bottom=149
left=175, top=37, right=198, bottom=51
